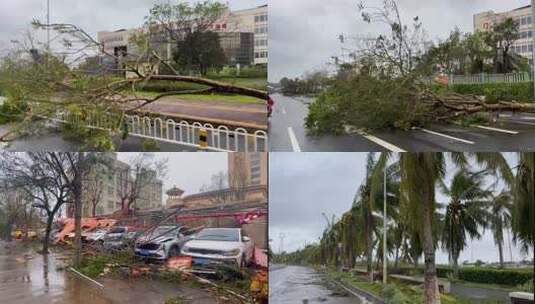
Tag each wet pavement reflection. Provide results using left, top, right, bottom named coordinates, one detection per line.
left=0, top=241, right=215, bottom=304
left=269, top=264, right=361, bottom=304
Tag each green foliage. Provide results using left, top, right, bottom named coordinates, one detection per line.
left=516, top=278, right=534, bottom=293
left=156, top=270, right=183, bottom=284
left=305, top=74, right=430, bottom=133
left=173, top=31, right=227, bottom=76
left=384, top=284, right=421, bottom=304
left=79, top=251, right=136, bottom=278
left=141, top=139, right=160, bottom=151
left=305, top=94, right=344, bottom=135
left=134, top=80, right=208, bottom=93
left=435, top=267, right=534, bottom=286
left=0, top=97, right=27, bottom=125
left=215, top=65, right=267, bottom=79
left=165, top=295, right=187, bottom=304
left=79, top=255, right=112, bottom=278
left=449, top=82, right=534, bottom=102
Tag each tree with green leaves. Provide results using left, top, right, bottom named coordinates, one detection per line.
left=439, top=169, right=491, bottom=277
left=145, top=1, right=228, bottom=76
left=488, top=190, right=513, bottom=268
left=512, top=152, right=535, bottom=251
left=483, top=18, right=524, bottom=73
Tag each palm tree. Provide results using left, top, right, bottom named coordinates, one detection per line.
left=399, top=153, right=446, bottom=304
left=488, top=190, right=513, bottom=268
left=440, top=169, right=490, bottom=277
left=512, top=152, right=535, bottom=251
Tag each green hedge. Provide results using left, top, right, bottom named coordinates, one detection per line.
left=394, top=266, right=533, bottom=286
left=449, top=82, right=534, bottom=102
left=134, top=80, right=208, bottom=93
left=455, top=268, right=534, bottom=286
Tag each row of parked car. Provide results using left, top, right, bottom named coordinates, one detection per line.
left=81, top=225, right=255, bottom=268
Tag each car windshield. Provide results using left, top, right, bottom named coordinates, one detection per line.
left=195, top=229, right=239, bottom=242
left=108, top=227, right=125, bottom=234
left=150, top=227, right=177, bottom=237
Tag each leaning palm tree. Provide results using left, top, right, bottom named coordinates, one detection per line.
left=512, top=152, right=535, bottom=251
left=440, top=169, right=491, bottom=277
left=488, top=190, right=513, bottom=269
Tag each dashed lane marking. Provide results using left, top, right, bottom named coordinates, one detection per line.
left=473, top=125, right=519, bottom=135
left=358, top=132, right=407, bottom=152
left=287, top=127, right=302, bottom=152
left=415, top=127, right=475, bottom=145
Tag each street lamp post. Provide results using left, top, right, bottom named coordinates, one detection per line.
left=383, top=166, right=387, bottom=284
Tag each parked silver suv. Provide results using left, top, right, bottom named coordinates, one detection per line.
left=134, top=226, right=191, bottom=260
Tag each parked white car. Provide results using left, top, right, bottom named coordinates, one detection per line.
left=181, top=228, right=254, bottom=268
left=134, top=226, right=191, bottom=260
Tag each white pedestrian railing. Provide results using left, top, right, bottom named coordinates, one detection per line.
left=52, top=111, right=268, bottom=152
left=449, top=72, right=532, bottom=85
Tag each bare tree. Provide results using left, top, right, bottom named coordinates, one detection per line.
left=229, top=153, right=249, bottom=202
left=0, top=153, right=72, bottom=254
left=116, top=153, right=167, bottom=214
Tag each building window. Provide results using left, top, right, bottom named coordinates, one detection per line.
left=254, top=14, right=267, bottom=23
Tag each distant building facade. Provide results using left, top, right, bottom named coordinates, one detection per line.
left=228, top=153, right=268, bottom=187
left=79, top=154, right=163, bottom=217
left=225, top=5, right=268, bottom=65
left=474, top=5, right=534, bottom=64
left=95, top=4, right=267, bottom=73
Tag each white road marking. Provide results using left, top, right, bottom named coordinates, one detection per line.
left=281, top=106, right=287, bottom=115
left=69, top=267, right=104, bottom=288
left=358, top=132, right=406, bottom=152
left=473, top=125, right=519, bottom=135
left=287, top=127, right=302, bottom=152
left=416, top=128, right=475, bottom=145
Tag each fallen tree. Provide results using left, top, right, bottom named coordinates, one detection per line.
left=0, top=4, right=267, bottom=150
left=305, top=0, right=535, bottom=134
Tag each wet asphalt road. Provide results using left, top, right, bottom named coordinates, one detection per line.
left=269, top=264, right=361, bottom=304
left=0, top=241, right=216, bottom=304
left=269, top=93, right=535, bottom=152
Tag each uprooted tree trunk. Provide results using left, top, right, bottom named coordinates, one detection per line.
left=418, top=89, right=535, bottom=121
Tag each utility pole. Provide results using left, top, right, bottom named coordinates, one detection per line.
left=279, top=232, right=286, bottom=254
left=383, top=166, right=387, bottom=284
left=47, top=0, right=50, bottom=52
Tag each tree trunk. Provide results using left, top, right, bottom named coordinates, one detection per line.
left=422, top=189, right=440, bottom=304
left=91, top=203, right=97, bottom=218
left=452, top=254, right=459, bottom=278
left=497, top=239, right=504, bottom=269
left=366, top=220, right=373, bottom=282
left=73, top=157, right=83, bottom=268
left=394, top=246, right=400, bottom=269
left=42, top=215, right=54, bottom=254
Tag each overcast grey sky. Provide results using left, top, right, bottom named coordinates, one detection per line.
left=117, top=152, right=227, bottom=202
left=269, top=0, right=530, bottom=82
left=0, top=0, right=266, bottom=56
left=269, top=152, right=534, bottom=265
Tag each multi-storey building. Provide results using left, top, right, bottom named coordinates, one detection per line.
left=227, top=5, right=268, bottom=65
left=80, top=154, right=163, bottom=217
left=228, top=153, right=268, bottom=187
left=96, top=4, right=268, bottom=72
left=474, top=5, right=534, bottom=64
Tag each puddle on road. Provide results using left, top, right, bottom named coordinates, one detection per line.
left=269, top=265, right=362, bottom=304
left=0, top=242, right=215, bottom=304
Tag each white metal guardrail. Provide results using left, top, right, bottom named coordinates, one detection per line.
left=53, top=111, right=268, bottom=152
left=449, top=72, right=532, bottom=85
